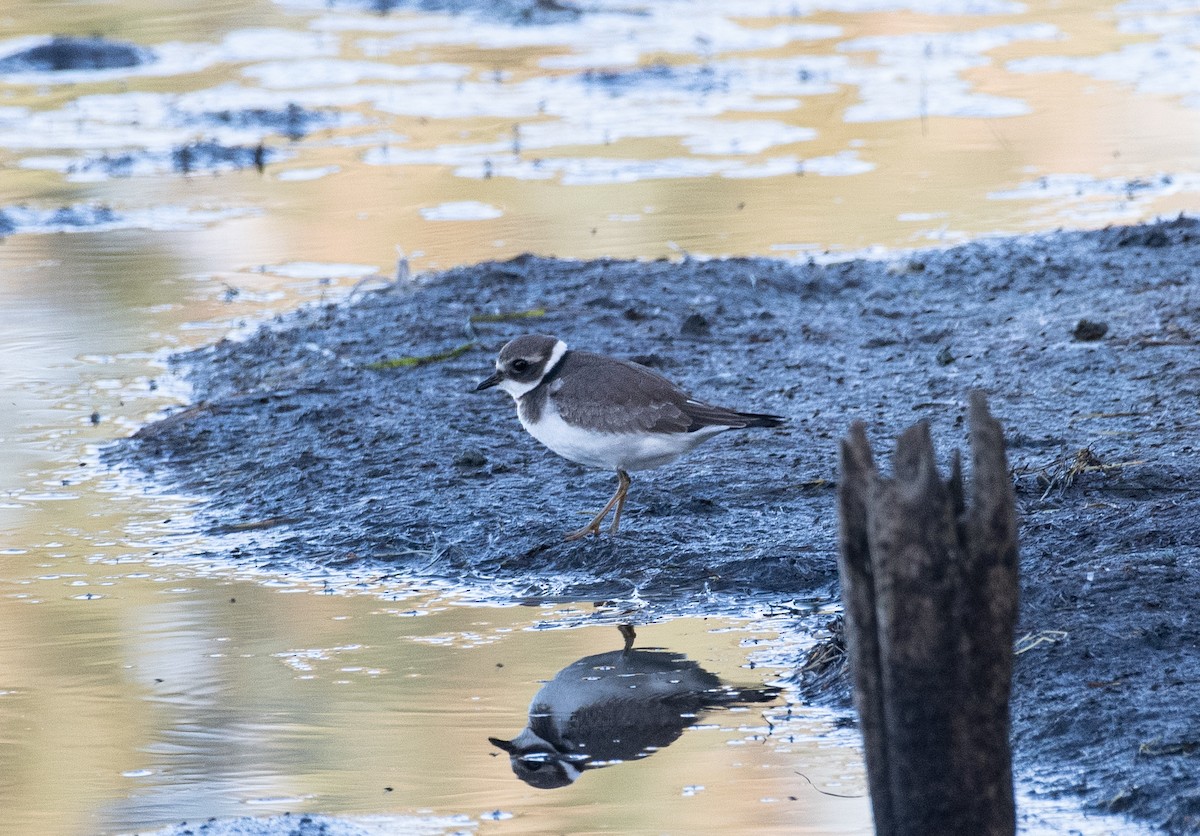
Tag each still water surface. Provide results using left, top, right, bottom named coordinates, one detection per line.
left=2, top=0, right=1197, bottom=832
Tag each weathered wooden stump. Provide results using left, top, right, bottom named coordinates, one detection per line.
left=838, top=391, right=1019, bottom=836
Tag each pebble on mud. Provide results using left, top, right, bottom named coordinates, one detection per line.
left=1072, top=319, right=1109, bottom=341
left=454, top=448, right=489, bottom=468
left=680, top=312, right=710, bottom=337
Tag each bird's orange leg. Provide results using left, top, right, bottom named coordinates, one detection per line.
left=608, top=470, right=632, bottom=535
left=565, top=469, right=632, bottom=541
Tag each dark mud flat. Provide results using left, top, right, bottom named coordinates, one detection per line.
left=113, top=218, right=1200, bottom=832
left=0, top=35, right=153, bottom=73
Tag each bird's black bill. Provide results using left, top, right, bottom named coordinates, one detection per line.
left=475, top=371, right=502, bottom=391
left=488, top=736, right=517, bottom=753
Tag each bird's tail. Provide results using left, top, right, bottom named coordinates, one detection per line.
left=735, top=411, right=786, bottom=429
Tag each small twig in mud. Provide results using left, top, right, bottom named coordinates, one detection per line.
left=763, top=600, right=821, bottom=617
left=1137, top=338, right=1200, bottom=347
left=469, top=307, right=547, bottom=324
left=132, top=402, right=216, bottom=438
left=365, top=342, right=475, bottom=370
left=798, top=478, right=834, bottom=490
left=1068, top=411, right=1148, bottom=424
left=1031, top=447, right=1144, bottom=500
left=348, top=273, right=397, bottom=299
left=209, top=516, right=300, bottom=534
left=1013, top=629, right=1069, bottom=655
left=799, top=616, right=847, bottom=677
left=1077, top=459, right=1145, bottom=473
left=802, top=638, right=845, bottom=674
left=1137, top=739, right=1200, bottom=758
left=1041, top=447, right=1103, bottom=498
left=348, top=250, right=412, bottom=300
left=417, top=541, right=450, bottom=571
left=794, top=770, right=865, bottom=799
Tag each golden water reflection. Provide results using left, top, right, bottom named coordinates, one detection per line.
left=488, top=628, right=780, bottom=790
left=0, top=559, right=868, bottom=835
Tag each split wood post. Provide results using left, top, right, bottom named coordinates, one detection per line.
left=837, top=391, right=1019, bottom=836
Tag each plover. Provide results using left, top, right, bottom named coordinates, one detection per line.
left=475, top=334, right=785, bottom=540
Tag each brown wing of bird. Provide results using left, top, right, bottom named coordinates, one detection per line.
left=549, top=351, right=784, bottom=434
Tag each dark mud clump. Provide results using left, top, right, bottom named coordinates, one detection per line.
left=61, top=141, right=281, bottom=179
left=111, top=217, right=1200, bottom=832
left=0, top=35, right=154, bottom=73
left=195, top=103, right=339, bottom=141
left=320, top=0, right=581, bottom=25
left=581, top=63, right=728, bottom=95
left=0, top=203, right=121, bottom=235
left=172, top=141, right=273, bottom=175
left=41, top=104, right=329, bottom=180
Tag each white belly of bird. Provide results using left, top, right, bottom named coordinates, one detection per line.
left=520, top=401, right=726, bottom=471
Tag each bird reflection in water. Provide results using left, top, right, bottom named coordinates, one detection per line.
left=489, top=625, right=779, bottom=789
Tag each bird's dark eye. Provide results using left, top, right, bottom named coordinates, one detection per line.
left=511, top=359, right=530, bottom=373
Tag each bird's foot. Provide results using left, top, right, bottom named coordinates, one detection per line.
left=564, top=522, right=601, bottom=542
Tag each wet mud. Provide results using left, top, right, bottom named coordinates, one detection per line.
left=112, top=218, right=1200, bottom=832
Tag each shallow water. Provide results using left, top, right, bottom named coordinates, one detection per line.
left=0, top=563, right=867, bottom=835
left=1, top=0, right=1196, bottom=832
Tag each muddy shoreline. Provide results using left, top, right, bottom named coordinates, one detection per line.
left=111, top=219, right=1200, bottom=833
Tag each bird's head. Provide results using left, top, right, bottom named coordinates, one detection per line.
left=475, top=334, right=567, bottom=399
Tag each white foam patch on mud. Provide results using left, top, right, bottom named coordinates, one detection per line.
left=989, top=172, right=1198, bottom=201
left=20, top=147, right=289, bottom=182
left=681, top=122, right=818, bottom=154
left=128, top=812, right=477, bottom=836
left=258, top=261, right=380, bottom=279
left=1012, top=43, right=1200, bottom=106
left=0, top=4, right=1048, bottom=191
left=1116, top=0, right=1200, bottom=9
left=837, top=23, right=1060, bottom=122
left=288, top=0, right=1023, bottom=13
left=987, top=172, right=1200, bottom=224
left=0, top=204, right=256, bottom=235
left=334, top=8, right=840, bottom=65
left=367, top=146, right=873, bottom=183
left=1010, top=1, right=1200, bottom=108
left=419, top=201, right=503, bottom=221
left=776, top=0, right=1024, bottom=11
left=241, top=58, right=468, bottom=88
left=275, top=165, right=340, bottom=181
left=0, top=83, right=348, bottom=150
left=328, top=14, right=1043, bottom=180
left=0, top=29, right=339, bottom=86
